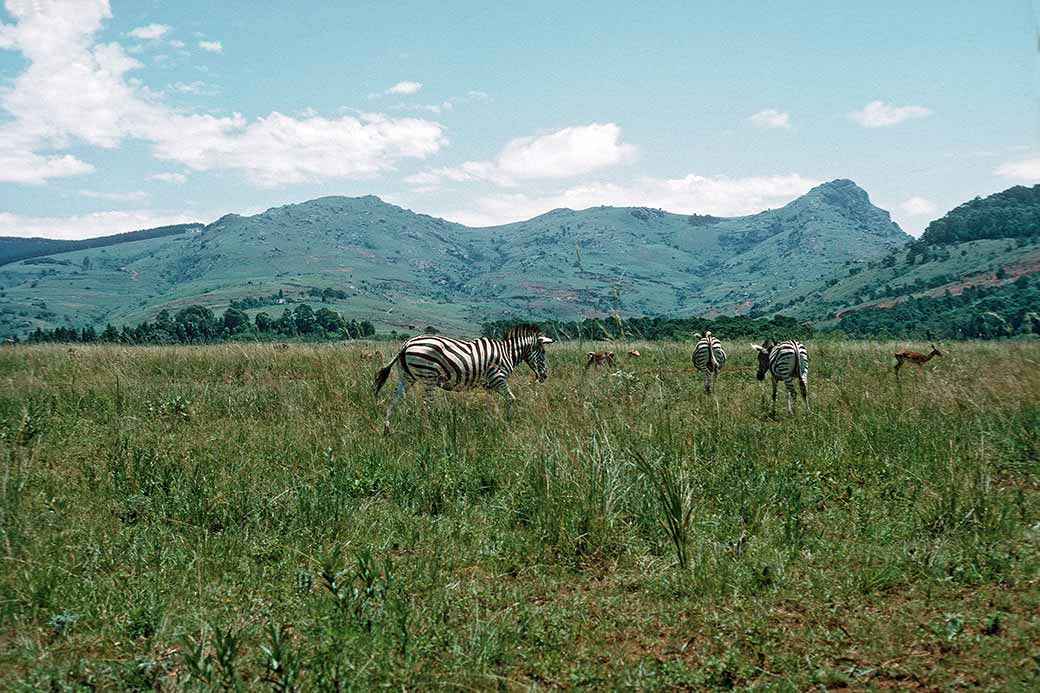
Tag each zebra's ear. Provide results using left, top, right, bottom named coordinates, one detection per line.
left=693, top=332, right=702, bottom=338
left=750, top=343, right=763, bottom=352
left=539, top=336, right=554, bottom=345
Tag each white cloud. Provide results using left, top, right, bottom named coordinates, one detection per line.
left=995, top=157, right=1040, bottom=182
left=387, top=81, right=422, bottom=95
left=899, top=196, right=937, bottom=217
left=0, top=1, right=446, bottom=186
left=128, top=23, right=169, bottom=40
left=198, top=40, right=222, bottom=53
left=147, top=172, right=187, bottom=184
left=0, top=209, right=203, bottom=240
left=748, top=109, right=791, bottom=129
left=169, top=80, right=219, bottom=95
left=169, top=39, right=185, bottom=48
left=436, top=173, right=819, bottom=227
left=79, top=189, right=149, bottom=202
left=409, top=123, right=636, bottom=189
left=848, top=100, right=932, bottom=128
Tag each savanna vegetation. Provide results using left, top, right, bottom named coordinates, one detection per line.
left=1, top=340, right=1036, bottom=690
left=837, top=274, right=1040, bottom=339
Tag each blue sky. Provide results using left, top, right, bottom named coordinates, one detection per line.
left=0, top=0, right=1035, bottom=238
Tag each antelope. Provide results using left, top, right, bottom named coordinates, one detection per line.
left=359, top=349, right=383, bottom=361
left=585, top=351, right=617, bottom=369
left=894, top=343, right=943, bottom=376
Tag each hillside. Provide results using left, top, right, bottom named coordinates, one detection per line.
left=0, top=223, right=203, bottom=267
left=0, top=180, right=910, bottom=337
left=780, top=185, right=1040, bottom=327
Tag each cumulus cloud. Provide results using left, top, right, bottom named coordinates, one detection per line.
left=899, top=196, right=937, bottom=217
left=0, top=209, right=203, bottom=240
left=748, top=109, right=791, bottom=129
left=128, top=23, right=169, bottom=40
left=995, top=157, right=1040, bottom=182
left=436, top=173, right=819, bottom=227
left=408, top=123, right=636, bottom=188
left=147, top=172, right=188, bottom=184
left=198, top=39, right=222, bottom=53
left=0, top=1, right=446, bottom=186
left=387, top=81, right=422, bottom=95
left=848, top=100, right=932, bottom=128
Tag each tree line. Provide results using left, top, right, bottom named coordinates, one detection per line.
left=24, top=303, right=376, bottom=345
left=481, top=314, right=813, bottom=342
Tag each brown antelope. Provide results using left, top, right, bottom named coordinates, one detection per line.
left=627, top=349, right=641, bottom=358
left=274, top=343, right=290, bottom=351
left=585, top=351, right=617, bottom=369
left=894, top=343, right=943, bottom=376
left=359, top=349, right=383, bottom=361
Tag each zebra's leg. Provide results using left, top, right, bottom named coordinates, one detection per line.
left=383, top=377, right=408, bottom=435
left=421, top=384, right=436, bottom=411
left=799, top=376, right=810, bottom=412
left=784, top=377, right=796, bottom=415
left=770, top=377, right=779, bottom=415
left=489, top=375, right=517, bottom=421
left=703, top=369, right=711, bottom=393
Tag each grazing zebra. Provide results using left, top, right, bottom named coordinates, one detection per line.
left=691, top=331, right=726, bottom=393
left=374, top=325, right=553, bottom=433
left=585, top=351, right=617, bottom=369
left=750, top=339, right=810, bottom=414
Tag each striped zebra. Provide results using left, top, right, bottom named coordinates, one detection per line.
left=750, top=339, right=810, bottom=414
left=691, top=331, right=726, bottom=393
left=373, top=325, right=553, bottom=433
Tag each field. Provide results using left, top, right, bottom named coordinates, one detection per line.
left=0, top=339, right=1037, bottom=690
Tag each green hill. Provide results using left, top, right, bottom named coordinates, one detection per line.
left=778, top=185, right=1040, bottom=329
left=0, top=180, right=911, bottom=337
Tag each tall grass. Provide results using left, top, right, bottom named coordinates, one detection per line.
left=0, top=339, right=1037, bottom=689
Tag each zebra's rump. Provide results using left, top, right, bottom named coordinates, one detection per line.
left=399, top=335, right=503, bottom=389
left=768, top=340, right=808, bottom=380
left=692, top=338, right=726, bottom=371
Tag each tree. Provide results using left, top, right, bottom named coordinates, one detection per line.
left=255, top=311, right=272, bottom=334
left=100, top=324, right=120, bottom=342
left=222, top=307, right=251, bottom=335
left=174, top=305, right=218, bottom=342
left=314, top=307, right=344, bottom=335
left=359, top=320, right=375, bottom=337
left=293, top=304, right=317, bottom=334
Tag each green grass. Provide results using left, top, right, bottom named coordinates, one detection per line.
left=1, top=340, right=1037, bottom=690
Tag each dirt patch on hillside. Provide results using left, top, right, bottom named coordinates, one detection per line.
left=833, top=252, right=1040, bottom=319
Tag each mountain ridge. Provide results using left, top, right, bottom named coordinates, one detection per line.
left=0, top=179, right=914, bottom=337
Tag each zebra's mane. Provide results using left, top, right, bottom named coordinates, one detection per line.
left=503, top=324, right=544, bottom=341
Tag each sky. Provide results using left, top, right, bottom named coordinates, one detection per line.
left=0, top=0, right=1035, bottom=239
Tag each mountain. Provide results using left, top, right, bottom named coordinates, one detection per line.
left=0, top=180, right=911, bottom=337
left=780, top=184, right=1040, bottom=331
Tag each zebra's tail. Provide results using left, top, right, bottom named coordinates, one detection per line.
left=374, top=348, right=403, bottom=395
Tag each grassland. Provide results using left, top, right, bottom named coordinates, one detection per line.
left=0, top=339, right=1037, bottom=690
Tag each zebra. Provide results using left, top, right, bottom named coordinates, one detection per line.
left=373, top=325, right=553, bottom=433
left=691, top=331, right=726, bottom=393
left=750, top=339, right=810, bottom=414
